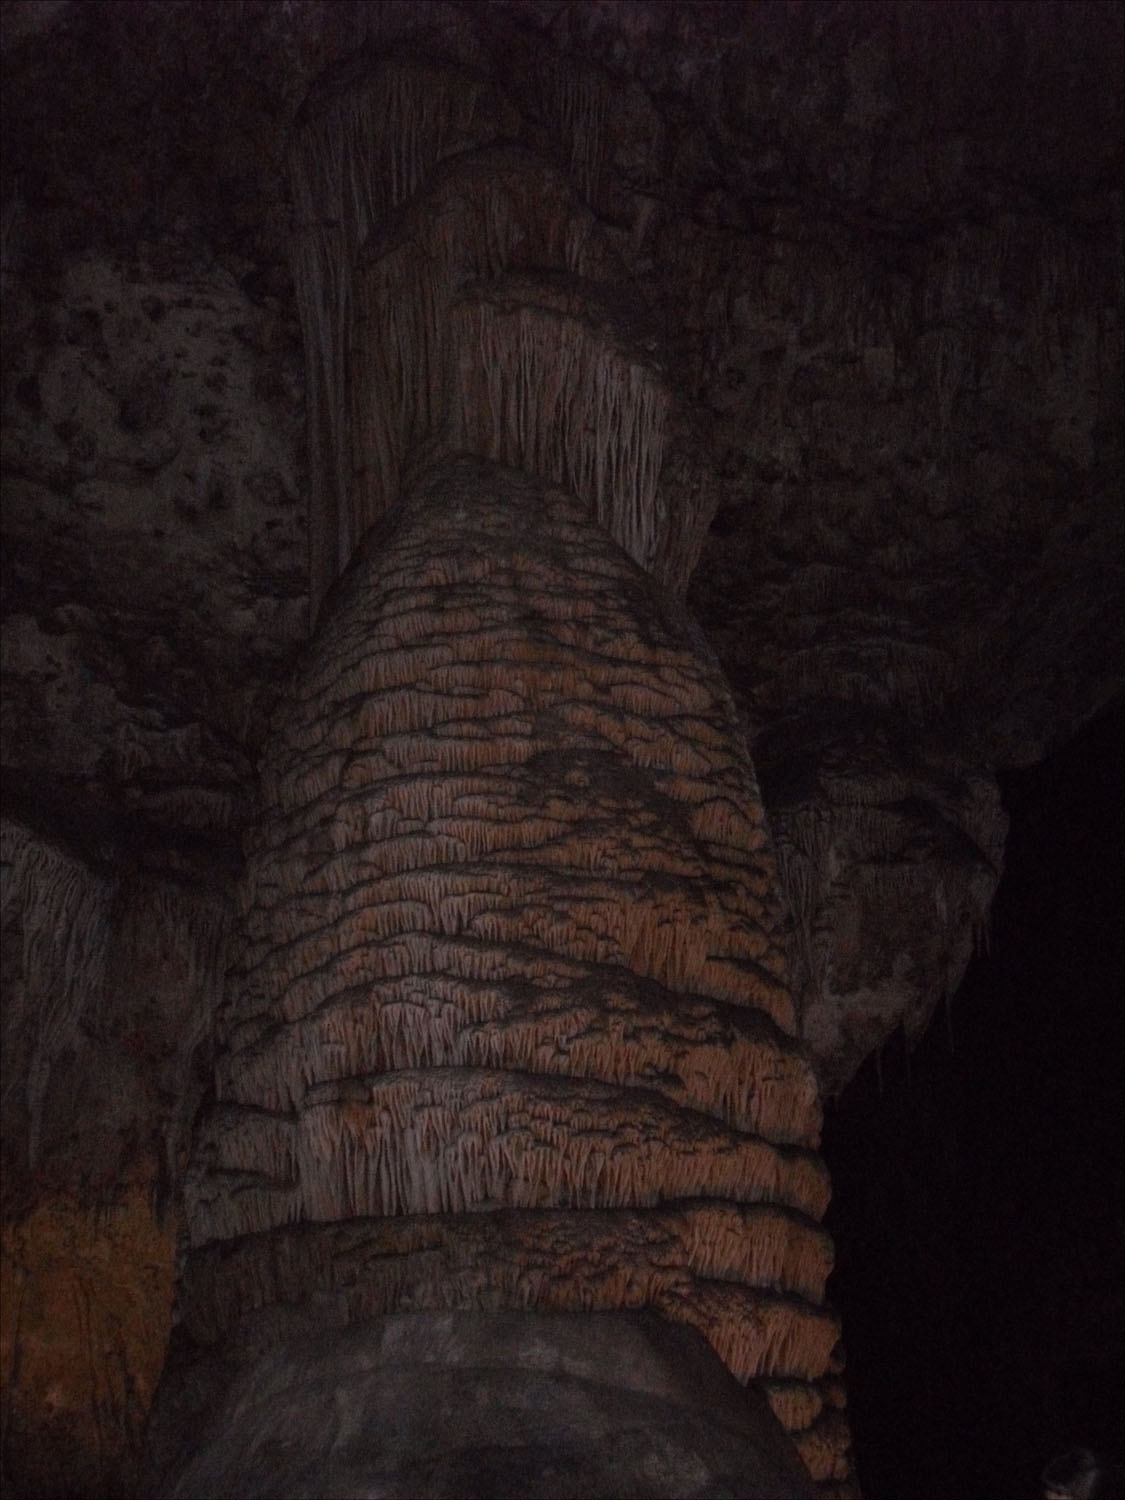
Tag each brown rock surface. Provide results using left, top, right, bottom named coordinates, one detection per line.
left=184, top=460, right=838, bottom=1459
left=1, top=3, right=1121, bottom=1495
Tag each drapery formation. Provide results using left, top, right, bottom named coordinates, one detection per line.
left=288, top=53, right=707, bottom=619
left=182, top=51, right=850, bottom=1488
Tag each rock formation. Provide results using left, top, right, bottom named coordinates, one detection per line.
left=1, top=2, right=1121, bottom=1496
left=180, top=456, right=842, bottom=1481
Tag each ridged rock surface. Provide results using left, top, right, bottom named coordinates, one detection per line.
left=183, top=456, right=842, bottom=1475
left=2, top=5, right=1120, bottom=1495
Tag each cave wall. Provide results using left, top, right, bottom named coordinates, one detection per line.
left=823, top=692, right=1125, bottom=1500
left=1, top=2, right=1122, bottom=1495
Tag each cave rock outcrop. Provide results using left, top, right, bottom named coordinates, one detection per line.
left=1, top=3, right=1121, bottom=1496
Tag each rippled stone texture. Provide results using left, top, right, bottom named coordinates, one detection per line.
left=181, top=457, right=842, bottom=1477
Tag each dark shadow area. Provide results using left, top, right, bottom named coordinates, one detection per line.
left=823, top=692, right=1125, bottom=1500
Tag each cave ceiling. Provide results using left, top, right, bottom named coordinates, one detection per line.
left=2, top=0, right=1122, bottom=1091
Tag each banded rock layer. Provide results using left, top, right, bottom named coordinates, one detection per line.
left=184, top=457, right=842, bottom=1472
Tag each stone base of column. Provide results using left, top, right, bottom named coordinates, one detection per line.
left=143, top=1309, right=815, bottom=1499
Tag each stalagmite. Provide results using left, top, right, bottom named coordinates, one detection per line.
left=177, top=51, right=848, bottom=1494
left=185, top=458, right=840, bottom=1473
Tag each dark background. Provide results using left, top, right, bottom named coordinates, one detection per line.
left=824, top=691, right=1125, bottom=1499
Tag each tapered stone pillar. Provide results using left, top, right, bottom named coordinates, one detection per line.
left=145, top=458, right=845, bottom=1492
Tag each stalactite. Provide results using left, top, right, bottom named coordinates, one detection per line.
left=763, top=1379, right=826, bottom=1434
left=179, top=1199, right=836, bottom=1392
left=190, top=1066, right=828, bottom=1248
left=773, top=818, right=829, bottom=1015
left=448, top=279, right=671, bottom=575
left=0, top=818, right=231, bottom=1189
left=293, top=56, right=705, bottom=611
left=215, top=967, right=817, bottom=1144
left=289, top=58, right=499, bottom=615
left=0, top=821, right=115, bottom=1167
left=655, top=1280, right=840, bottom=1384
left=533, top=53, right=612, bottom=208
left=119, top=880, right=232, bottom=1197
left=188, top=41, right=849, bottom=1484
left=349, top=195, right=677, bottom=581
left=792, top=1411, right=854, bottom=1486
left=185, top=459, right=838, bottom=1444
left=349, top=146, right=604, bottom=540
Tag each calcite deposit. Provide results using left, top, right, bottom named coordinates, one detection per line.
left=1, top=2, right=1120, bottom=1495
